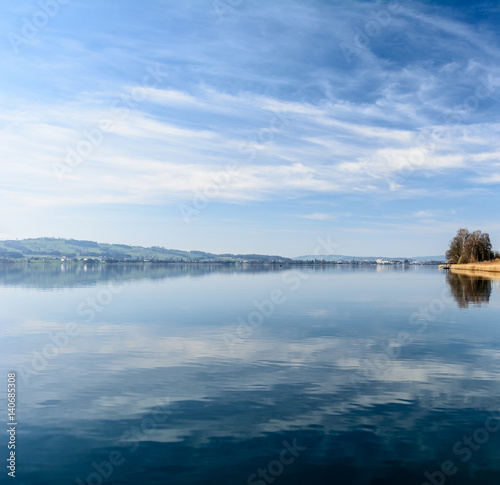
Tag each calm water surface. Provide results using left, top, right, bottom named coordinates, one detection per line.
left=1, top=263, right=500, bottom=485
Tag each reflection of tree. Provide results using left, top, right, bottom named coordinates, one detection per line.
left=446, top=271, right=492, bottom=308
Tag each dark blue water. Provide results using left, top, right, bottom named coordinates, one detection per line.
left=1, top=263, right=500, bottom=485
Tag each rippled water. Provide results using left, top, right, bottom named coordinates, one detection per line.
left=1, top=263, right=500, bottom=485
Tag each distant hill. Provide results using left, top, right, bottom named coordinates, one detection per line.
left=293, top=254, right=446, bottom=262
left=0, top=238, right=290, bottom=262
left=0, top=238, right=446, bottom=263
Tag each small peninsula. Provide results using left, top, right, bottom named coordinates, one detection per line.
left=445, top=228, right=500, bottom=275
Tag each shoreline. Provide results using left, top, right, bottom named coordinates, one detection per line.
left=449, top=260, right=500, bottom=274
left=0, top=259, right=443, bottom=266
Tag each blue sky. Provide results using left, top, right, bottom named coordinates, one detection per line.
left=1, top=0, right=500, bottom=257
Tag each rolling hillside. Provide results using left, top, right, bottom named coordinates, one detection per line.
left=0, top=238, right=290, bottom=262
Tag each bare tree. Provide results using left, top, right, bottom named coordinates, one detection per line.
left=478, top=232, right=492, bottom=261
left=446, top=228, right=494, bottom=263
left=462, top=230, right=481, bottom=263
left=446, top=228, right=470, bottom=263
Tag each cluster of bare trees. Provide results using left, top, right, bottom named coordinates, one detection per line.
left=446, top=228, right=497, bottom=263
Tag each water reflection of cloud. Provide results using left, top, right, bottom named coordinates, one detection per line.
left=0, top=318, right=78, bottom=336
left=300, top=309, right=330, bottom=318
left=10, top=319, right=500, bottom=433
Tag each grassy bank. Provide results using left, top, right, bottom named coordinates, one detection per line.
left=450, top=259, right=500, bottom=274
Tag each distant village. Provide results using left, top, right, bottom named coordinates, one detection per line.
left=17, top=256, right=444, bottom=265
left=0, top=238, right=445, bottom=264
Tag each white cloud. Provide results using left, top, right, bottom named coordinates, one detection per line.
left=473, top=173, right=500, bottom=184
left=2, top=32, right=500, bottom=213
left=299, top=213, right=331, bottom=220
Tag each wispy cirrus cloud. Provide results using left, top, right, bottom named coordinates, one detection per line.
left=299, top=213, right=332, bottom=221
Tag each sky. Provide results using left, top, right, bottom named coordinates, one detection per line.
left=1, top=0, right=500, bottom=257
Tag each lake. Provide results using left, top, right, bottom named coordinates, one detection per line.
left=1, top=263, right=500, bottom=485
